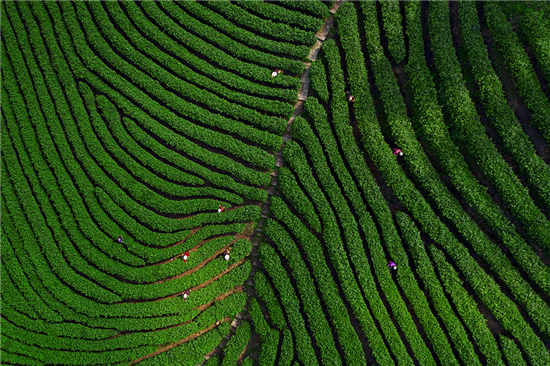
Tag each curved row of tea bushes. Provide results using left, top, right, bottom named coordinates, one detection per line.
left=337, top=1, right=550, bottom=364
left=520, top=7, right=550, bottom=84
left=484, top=1, right=550, bottom=143
left=458, top=1, right=550, bottom=210
left=396, top=211, right=500, bottom=366
left=403, top=0, right=550, bottom=299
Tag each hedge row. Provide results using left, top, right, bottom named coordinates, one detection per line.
left=1, top=335, right=151, bottom=366
left=99, top=2, right=295, bottom=122
left=254, top=271, right=287, bottom=331
left=430, top=244, right=548, bottom=366
left=379, top=0, right=406, bottom=64
left=428, top=2, right=550, bottom=329
left=430, top=0, right=550, bottom=255
left=100, top=2, right=294, bottom=137
left=249, top=297, right=270, bottom=339
left=404, top=0, right=550, bottom=299
left=86, top=87, right=245, bottom=206
left=258, top=242, right=319, bottom=366
left=277, top=0, right=330, bottom=19
left=221, top=322, right=251, bottom=366
left=279, top=132, right=398, bottom=363
left=236, top=0, right=324, bottom=32
left=343, top=0, right=550, bottom=363
left=3, top=144, right=249, bottom=313
left=264, top=217, right=343, bottom=366
left=143, top=223, right=245, bottom=264
left=1, top=202, right=72, bottom=324
left=520, top=7, right=550, bottom=84
left=484, top=1, right=550, bottom=143
left=74, top=1, right=281, bottom=166
left=396, top=211, right=502, bottom=366
left=499, top=336, right=528, bottom=366
left=120, top=117, right=267, bottom=203
left=282, top=134, right=396, bottom=366
left=24, top=3, right=265, bottom=252
left=308, top=58, right=329, bottom=103
left=3, top=168, right=250, bottom=322
left=2, top=8, right=154, bottom=267
left=431, top=245, right=508, bottom=364
left=339, top=4, right=457, bottom=364
left=147, top=1, right=304, bottom=79
left=153, top=1, right=303, bottom=87
left=0, top=250, right=42, bottom=321
left=258, top=328, right=280, bottom=366
left=277, top=167, right=322, bottom=233
left=203, top=0, right=317, bottom=46
left=1, top=301, right=114, bottom=341
left=279, top=328, right=295, bottom=366
left=458, top=1, right=550, bottom=210
left=41, top=1, right=271, bottom=190
left=178, top=1, right=309, bottom=60
left=205, top=355, right=221, bottom=366
left=97, top=98, right=199, bottom=187
left=250, top=300, right=281, bottom=366
left=107, top=2, right=298, bottom=102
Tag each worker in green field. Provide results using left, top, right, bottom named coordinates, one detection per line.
left=392, top=148, right=403, bottom=157
left=346, top=90, right=355, bottom=102
left=182, top=290, right=190, bottom=300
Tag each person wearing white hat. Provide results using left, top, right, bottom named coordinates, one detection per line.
left=271, top=68, right=283, bottom=78
left=223, top=250, right=230, bottom=261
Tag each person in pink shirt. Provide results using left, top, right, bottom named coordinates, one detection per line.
left=392, top=148, right=403, bottom=157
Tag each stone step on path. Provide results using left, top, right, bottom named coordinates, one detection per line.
left=199, top=5, right=343, bottom=364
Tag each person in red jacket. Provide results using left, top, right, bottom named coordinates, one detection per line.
left=392, top=148, right=403, bottom=157
left=182, top=290, right=190, bottom=300
left=183, top=251, right=190, bottom=263
left=218, top=205, right=226, bottom=213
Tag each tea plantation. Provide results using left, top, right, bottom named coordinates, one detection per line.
left=2, top=1, right=549, bottom=365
